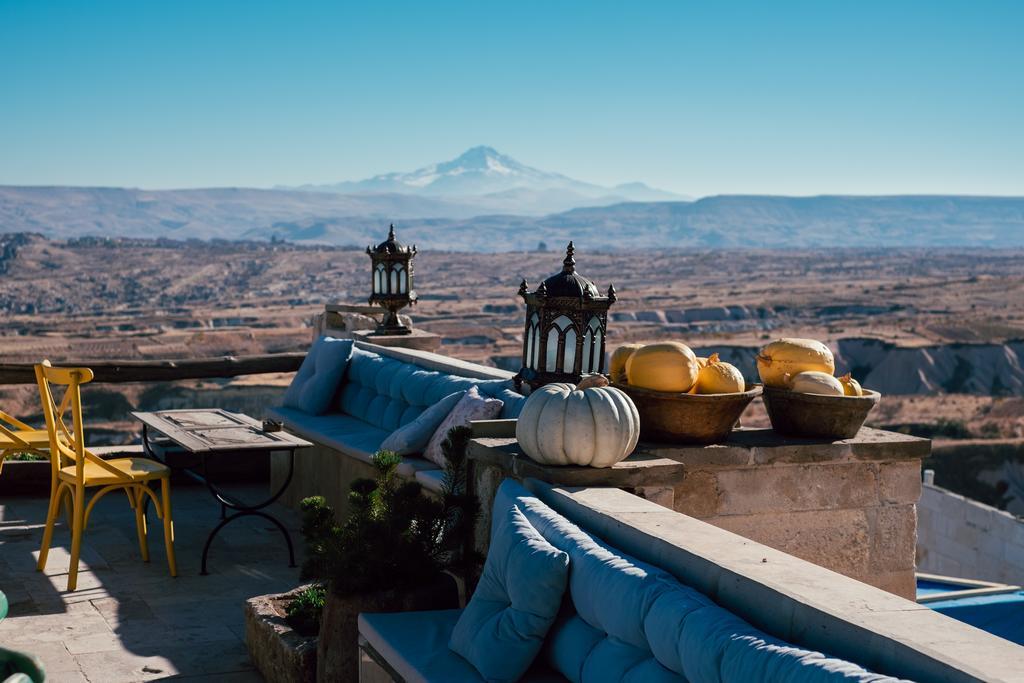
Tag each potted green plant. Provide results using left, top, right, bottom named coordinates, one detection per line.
left=301, top=427, right=480, bottom=682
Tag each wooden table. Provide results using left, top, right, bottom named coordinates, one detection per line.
left=132, top=409, right=311, bottom=574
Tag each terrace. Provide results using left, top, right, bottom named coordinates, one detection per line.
left=2, top=243, right=1022, bottom=683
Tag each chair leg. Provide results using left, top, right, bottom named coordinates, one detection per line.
left=37, top=479, right=61, bottom=572
left=160, top=477, right=177, bottom=578
left=63, top=487, right=74, bottom=527
left=133, top=486, right=150, bottom=563
left=67, top=484, right=85, bottom=592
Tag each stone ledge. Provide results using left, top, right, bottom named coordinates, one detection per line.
left=468, top=437, right=686, bottom=488
left=641, top=427, right=930, bottom=467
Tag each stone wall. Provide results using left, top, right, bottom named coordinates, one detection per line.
left=673, top=457, right=921, bottom=598
left=916, top=480, right=1024, bottom=585
left=469, top=427, right=929, bottom=600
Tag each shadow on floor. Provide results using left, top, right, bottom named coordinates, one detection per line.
left=0, top=481, right=302, bottom=682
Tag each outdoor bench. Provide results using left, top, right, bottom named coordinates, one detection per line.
left=269, top=339, right=526, bottom=512
left=356, top=478, right=921, bottom=683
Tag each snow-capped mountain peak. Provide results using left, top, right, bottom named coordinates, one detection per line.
left=289, top=146, right=687, bottom=214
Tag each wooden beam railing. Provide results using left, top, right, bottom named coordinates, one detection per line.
left=0, top=353, right=306, bottom=385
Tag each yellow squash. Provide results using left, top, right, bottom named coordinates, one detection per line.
left=789, top=371, right=844, bottom=396
left=838, top=373, right=864, bottom=396
left=609, top=343, right=644, bottom=384
left=757, top=338, right=835, bottom=388
left=693, top=353, right=745, bottom=394
left=625, top=341, right=700, bottom=393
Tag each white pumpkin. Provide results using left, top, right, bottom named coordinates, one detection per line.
left=516, top=375, right=640, bottom=468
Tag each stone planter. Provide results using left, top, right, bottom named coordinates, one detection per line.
left=0, top=459, right=52, bottom=496
left=245, top=585, right=319, bottom=683
left=317, top=573, right=459, bottom=683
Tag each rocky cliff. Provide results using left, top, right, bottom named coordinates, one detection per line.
left=700, top=338, right=1024, bottom=396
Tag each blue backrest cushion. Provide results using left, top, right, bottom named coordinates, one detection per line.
left=281, top=337, right=354, bottom=415
left=492, top=480, right=909, bottom=683
left=378, top=390, right=466, bottom=456
left=449, top=503, right=570, bottom=683
left=338, top=347, right=525, bottom=430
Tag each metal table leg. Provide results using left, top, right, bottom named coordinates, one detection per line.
left=198, top=448, right=297, bottom=575
left=141, top=424, right=298, bottom=575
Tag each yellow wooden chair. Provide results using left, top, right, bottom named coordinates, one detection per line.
left=35, top=361, right=177, bottom=591
left=0, top=410, right=51, bottom=476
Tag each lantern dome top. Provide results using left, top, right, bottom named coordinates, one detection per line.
left=367, top=224, right=415, bottom=255
left=539, top=242, right=600, bottom=298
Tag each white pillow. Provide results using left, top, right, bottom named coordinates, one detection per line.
left=422, top=386, right=503, bottom=466
left=379, top=391, right=466, bottom=455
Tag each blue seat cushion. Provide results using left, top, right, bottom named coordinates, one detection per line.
left=361, top=610, right=485, bottom=683
left=360, top=610, right=567, bottom=683
left=494, top=480, right=908, bottom=683
left=282, top=337, right=353, bottom=415
left=379, top=390, right=466, bottom=456
left=268, top=407, right=389, bottom=463
left=450, top=504, right=570, bottom=683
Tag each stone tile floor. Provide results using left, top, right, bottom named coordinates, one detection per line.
left=0, top=482, right=302, bottom=682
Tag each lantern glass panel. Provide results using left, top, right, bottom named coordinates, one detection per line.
left=531, top=318, right=541, bottom=369
left=525, top=325, right=534, bottom=369
left=375, top=264, right=386, bottom=293
left=564, top=327, right=577, bottom=373
left=581, top=328, right=593, bottom=373
left=396, top=264, right=407, bottom=293
left=545, top=328, right=560, bottom=371
left=588, top=317, right=602, bottom=372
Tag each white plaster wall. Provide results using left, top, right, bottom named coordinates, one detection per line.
left=916, top=482, right=1024, bottom=585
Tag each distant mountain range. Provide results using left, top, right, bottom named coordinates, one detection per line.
left=281, top=146, right=687, bottom=214
left=1, top=147, right=1023, bottom=251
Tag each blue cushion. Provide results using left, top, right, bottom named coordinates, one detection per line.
left=339, top=348, right=526, bottom=429
left=268, top=407, right=390, bottom=460
left=379, top=391, right=466, bottom=455
left=494, top=480, right=908, bottom=683
left=360, top=610, right=485, bottom=683
left=450, top=504, right=570, bottom=683
left=282, top=337, right=353, bottom=415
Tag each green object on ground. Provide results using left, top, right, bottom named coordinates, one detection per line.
left=0, top=591, right=48, bottom=683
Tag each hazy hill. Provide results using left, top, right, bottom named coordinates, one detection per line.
left=2, top=186, right=1022, bottom=252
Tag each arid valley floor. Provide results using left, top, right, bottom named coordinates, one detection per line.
left=2, top=234, right=1023, bottom=479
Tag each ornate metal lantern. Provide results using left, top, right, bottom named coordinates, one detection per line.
left=515, top=242, right=616, bottom=390
left=366, top=225, right=417, bottom=335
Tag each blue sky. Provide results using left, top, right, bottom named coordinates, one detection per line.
left=1, top=1, right=1022, bottom=196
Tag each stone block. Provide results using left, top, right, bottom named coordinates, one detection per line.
left=867, top=505, right=917, bottom=573
left=672, top=470, right=720, bottom=518
left=710, top=508, right=872, bottom=577
left=878, top=461, right=922, bottom=504
left=1004, top=539, right=1024, bottom=568
left=847, top=569, right=917, bottom=600
left=711, top=463, right=879, bottom=516
left=244, top=587, right=317, bottom=683
left=631, top=485, right=675, bottom=509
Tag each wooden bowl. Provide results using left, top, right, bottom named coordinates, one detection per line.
left=761, top=386, right=880, bottom=439
left=614, top=382, right=762, bottom=445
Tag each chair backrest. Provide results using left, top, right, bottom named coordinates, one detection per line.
left=34, top=361, right=127, bottom=485
left=0, top=410, right=32, bottom=450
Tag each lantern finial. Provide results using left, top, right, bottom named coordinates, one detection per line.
left=562, top=242, right=575, bottom=273
left=388, top=224, right=396, bottom=241
left=607, top=284, right=617, bottom=303
left=518, top=279, right=529, bottom=298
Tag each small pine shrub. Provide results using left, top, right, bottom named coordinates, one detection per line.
left=298, top=426, right=480, bottom=598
